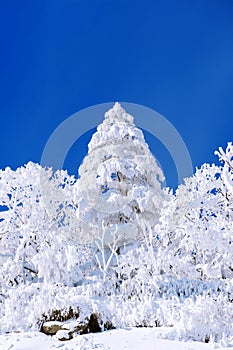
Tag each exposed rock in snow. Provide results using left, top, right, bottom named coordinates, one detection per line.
left=42, top=321, right=68, bottom=335
left=41, top=312, right=113, bottom=340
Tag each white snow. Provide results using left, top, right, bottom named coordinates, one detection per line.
left=0, top=328, right=230, bottom=350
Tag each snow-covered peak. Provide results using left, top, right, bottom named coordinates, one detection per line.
left=108, top=102, right=123, bottom=115
left=87, top=103, right=143, bottom=154
left=104, top=102, right=134, bottom=125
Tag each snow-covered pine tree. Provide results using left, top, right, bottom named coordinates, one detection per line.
left=74, top=102, right=165, bottom=247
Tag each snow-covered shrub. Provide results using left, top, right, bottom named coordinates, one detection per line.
left=0, top=283, right=99, bottom=333
left=173, top=293, right=233, bottom=345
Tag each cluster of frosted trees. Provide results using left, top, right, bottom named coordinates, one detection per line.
left=0, top=103, right=232, bottom=287
left=156, top=142, right=233, bottom=280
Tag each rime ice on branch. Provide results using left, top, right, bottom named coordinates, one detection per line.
left=74, top=102, right=165, bottom=246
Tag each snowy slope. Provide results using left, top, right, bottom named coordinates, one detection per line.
left=0, top=328, right=230, bottom=350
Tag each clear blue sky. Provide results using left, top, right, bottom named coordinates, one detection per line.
left=0, top=0, right=233, bottom=188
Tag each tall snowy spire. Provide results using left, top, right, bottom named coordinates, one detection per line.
left=104, top=102, right=134, bottom=123
left=87, top=102, right=143, bottom=155
left=75, top=103, right=165, bottom=246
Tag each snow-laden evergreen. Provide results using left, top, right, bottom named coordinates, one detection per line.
left=75, top=102, right=165, bottom=246
left=0, top=104, right=233, bottom=347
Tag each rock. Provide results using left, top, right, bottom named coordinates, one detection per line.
left=88, top=313, right=102, bottom=333
left=41, top=321, right=69, bottom=335
left=72, top=313, right=103, bottom=335
left=41, top=312, right=114, bottom=339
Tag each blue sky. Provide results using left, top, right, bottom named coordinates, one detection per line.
left=0, top=0, right=233, bottom=188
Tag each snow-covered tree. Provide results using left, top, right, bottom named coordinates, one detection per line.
left=154, top=143, right=233, bottom=280
left=0, top=162, right=82, bottom=288
left=74, top=102, right=165, bottom=246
